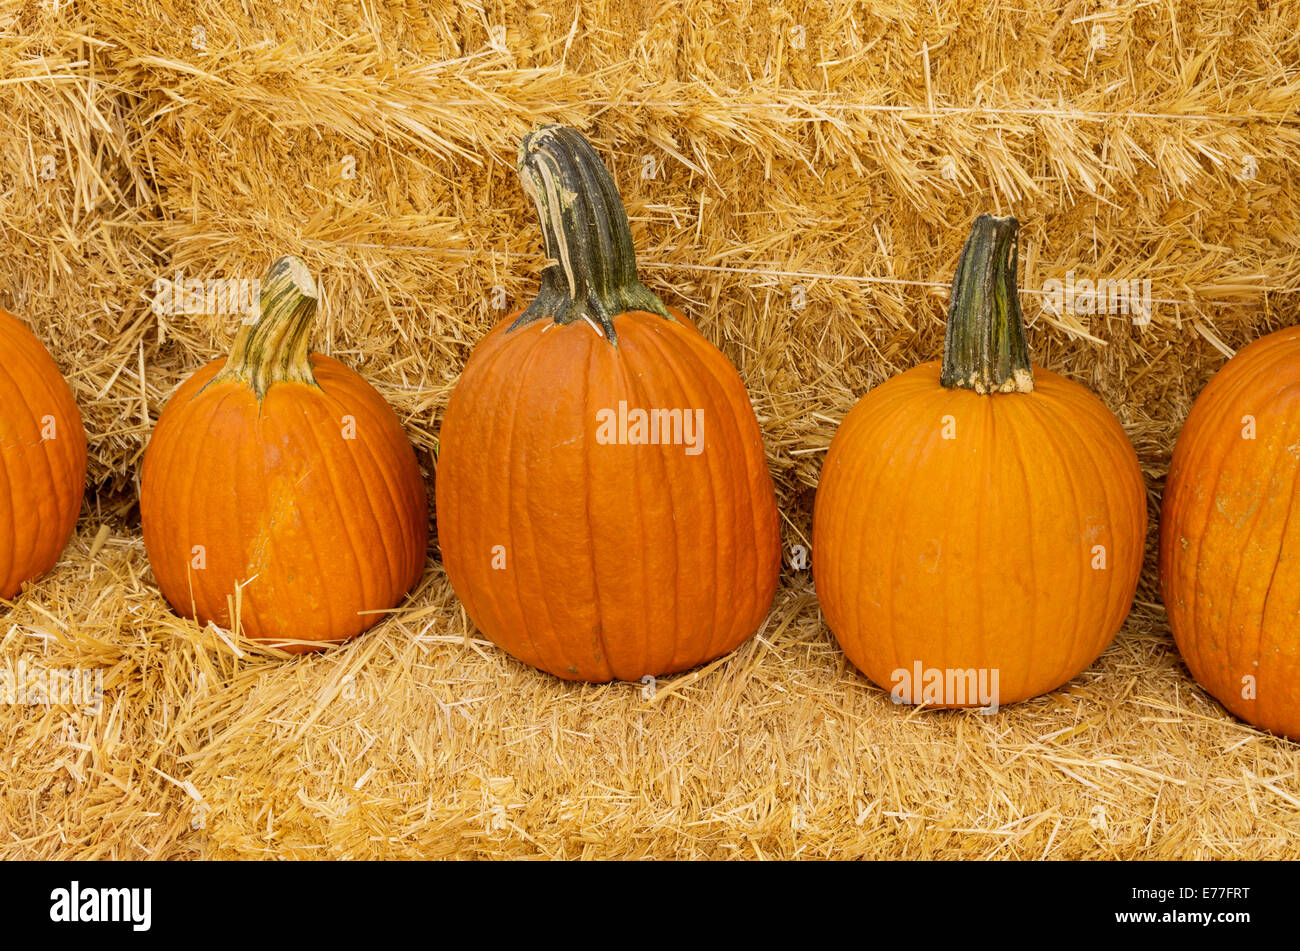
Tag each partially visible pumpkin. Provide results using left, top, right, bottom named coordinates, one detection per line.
left=140, top=257, right=427, bottom=652
left=1160, top=325, right=1300, bottom=739
left=0, top=307, right=87, bottom=599
left=436, top=125, right=781, bottom=682
left=813, top=215, right=1147, bottom=707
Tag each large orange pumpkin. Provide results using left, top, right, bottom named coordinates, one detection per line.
left=140, top=257, right=427, bottom=652
left=436, top=125, right=781, bottom=682
left=813, top=215, right=1147, bottom=708
left=1160, top=325, right=1300, bottom=739
left=0, top=307, right=86, bottom=599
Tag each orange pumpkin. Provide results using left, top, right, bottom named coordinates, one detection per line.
left=813, top=215, right=1147, bottom=707
left=1160, top=325, right=1300, bottom=739
left=140, top=257, right=427, bottom=652
left=436, top=126, right=781, bottom=682
left=0, top=307, right=86, bottom=599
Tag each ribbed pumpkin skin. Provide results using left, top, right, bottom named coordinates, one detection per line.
left=436, top=308, right=781, bottom=682
left=813, top=362, right=1146, bottom=706
left=140, top=354, right=427, bottom=651
left=1160, top=326, right=1300, bottom=739
left=0, top=307, right=87, bottom=599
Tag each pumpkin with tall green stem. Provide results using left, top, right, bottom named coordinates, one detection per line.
left=813, top=215, right=1147, bottom=706
left=436, top=126, right=781, bottom=682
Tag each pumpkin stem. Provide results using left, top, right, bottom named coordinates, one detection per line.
left=217, top=255, right=320, bottom=397
left=510, top=125, right=670, bottom=346
left=940, top=214, right=1034, bottom=394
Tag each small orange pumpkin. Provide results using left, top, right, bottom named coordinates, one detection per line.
left=140, top=257, right=427, bottom=651
left=1160, top=325, right=1300, bottom=739
left=813, top=215, right=1147, bottom=707
left=436, top=126, right=781, bottom=682
left=0, top=307, right=86, bottom=599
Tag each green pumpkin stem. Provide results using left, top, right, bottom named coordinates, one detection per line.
left=511, top=125, right=670, bottom=346
left=218, top=255, right=319, bottom=397
left=940, top=214, right=1034, bottom=394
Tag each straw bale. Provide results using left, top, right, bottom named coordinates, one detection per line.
left=1, top=0, right=1298, bottom=858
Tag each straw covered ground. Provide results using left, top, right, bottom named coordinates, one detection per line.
left=2, top=0, right=1299, bottom=858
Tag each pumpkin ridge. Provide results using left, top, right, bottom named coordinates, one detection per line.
left=1030, top=387, right=1098, bottom=692
left=194, top=389, right=249, bottom=630
left=314, top=367, right=422, bottom=599
left=879, top=386, right=952, bottom=683
left=348, top=388, right=424, bottom=585
left=579, top=329, right=624, bottom=680
left=217, top=389, right=269, bottom=632
left=906, top=384, right=958, bottom=681
left=150, top=367, right=229, bottom=620
left=3, top=313, right=74, bottom=427
left=577, top=332, right=616, bottom=679
left=0, top=360, right=39, bottom=589
left=459, top=331, right=540, bottom=670
left=902, top=384, right=961, bottom=679
left=629, top=318, right=728, bottom=667
left=974, top=390, right=998, bottom=686
left=557, top=331, right=615, bottom=677
left=434, top=391, right=467, bottom=637
left=1247, top=436, right=1300, bottom=724
left=547, top=329, right=613, bottom=679
left=147, top=380, right=193, bottom=616
left=1024, top=386, right=1104, bottom=693
left=637, top=322, right=707, bottom=672
left=673, top=317, right=781, bottom=636
left=606, top=324, right=672, bottom=671
left=438, top=319, right=535, bottom=645
left=239, top=396, right=284, bottom=638
left=978, top=391, right=1007, bottom=691
left=240, top=405, right=288, bottom=637
left=676, top=323, right=748, bottom=665
left=1084, top=394, right=1147, bottom=648
left=435, top=392, right=472, bottom=646
left=1187, top=436, right=1257, bottom=705
left=11, top=325, right=85, bottom=507
left=1073, top=385, right=1146, bottom=676
left=829, top=375, right=921, bottom=677
left=52, top=378, right=85, bottom=566
left=613, top=336, right=660, bottom=677
left=963, top=387, right=998, bottom=686
left=1222, top=383, right=1300, bottom=719
left=658, top=315, right=766, bottom=667
left=1176, top=415, right=1230, bottom=687
left=612, top=327, right=669, bottom=674
left=463, top=333, right=528, bottom=665
left=657, top=316, right=764, bottom=665
left=0, top=407, right=17, bottom=591
left=157, top=379, right=238, bottom=624
left=818, top=371, right=931, bottom=679
left=508, top=327, right=577, bottom=677
left=0, top=352, right=64, bottom=582
left=321, top=376, right=422, bottom=631
left=291, top=391, right=382, bottom=634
